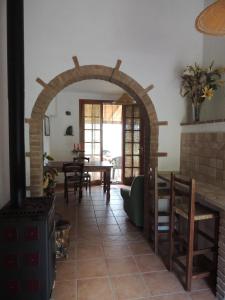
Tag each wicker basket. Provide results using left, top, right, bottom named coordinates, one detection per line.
left=55, top=220, right=71, bottom=259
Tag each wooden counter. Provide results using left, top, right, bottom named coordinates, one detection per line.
left=158, top=172, right=225, bottom=212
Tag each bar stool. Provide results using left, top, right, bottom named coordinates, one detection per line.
left=169, top=173, right=219, bottom=291
left=149, top=168, right=170, bottom=256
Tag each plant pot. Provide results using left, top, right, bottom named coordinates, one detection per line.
left=192, top=103, right=201, bottom=122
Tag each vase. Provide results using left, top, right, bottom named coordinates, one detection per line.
left=192, top=103, right=201, bottom=122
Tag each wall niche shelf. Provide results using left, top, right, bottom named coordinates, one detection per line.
left=181, top=118, right=225, bottom=126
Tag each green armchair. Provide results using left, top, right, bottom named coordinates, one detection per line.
left=120, top=175, right=144, bottom=227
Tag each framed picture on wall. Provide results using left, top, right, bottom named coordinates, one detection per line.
left=44, top=115, right=50, bottom=136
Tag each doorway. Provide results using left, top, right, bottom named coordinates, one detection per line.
left=80, top=99, right=144, bottom=185
left=103, top=103, right=122, bottom=183
left=79, top=100, right=123, bottom=183
left=122, top=104, right=144, bottom=185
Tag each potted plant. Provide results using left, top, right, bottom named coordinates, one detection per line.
left=180, top=62, right=225, bottom=122
left=43, top=153, right=58, bottom=197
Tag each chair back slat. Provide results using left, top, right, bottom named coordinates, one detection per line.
left=63, top=162, right=84, bottom=178
left=171, top=173, right=196, bottom=216
left=169, top=173, right=218, bottom=291
left=173, top=186, right=190, bottom=197
left=73, top=157, right=89, bottom=163
left=174, top=175, right=191, bottom=186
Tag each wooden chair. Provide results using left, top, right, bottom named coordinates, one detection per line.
left=149, top=168, right=170, bottom=259
left=63, top=162, right=84, bottom=204
left=73, top=157, right=91, bottom=193
left=169, top=173, right=219, bottom=291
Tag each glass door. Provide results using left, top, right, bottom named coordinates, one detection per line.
left=80, top=102, right=102, bottom=181
left=122, top=105, right=143, bottom=185
left=80, top=102, right=102, bottom=161
left=103, top=104, right=122, bottom=182
left=80, top=100, right=123, bottom=183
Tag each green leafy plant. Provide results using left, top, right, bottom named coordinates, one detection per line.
left=43, top=152, right=54, bottom=162
left=43, top=153, right=58, bottom=196
left=180, top=62, right=225, bottom=106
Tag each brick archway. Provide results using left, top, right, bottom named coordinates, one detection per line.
left=29, top=58, right=159, bottom=202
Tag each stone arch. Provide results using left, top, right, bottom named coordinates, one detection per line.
left=29, top=58, right=159, bottom=199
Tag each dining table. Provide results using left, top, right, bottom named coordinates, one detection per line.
left=47, top=160, right=113, bottom=201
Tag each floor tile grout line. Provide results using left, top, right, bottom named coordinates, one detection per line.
left=147, top=291, right=192, bottom=299
left=75, top=273, right=192, bottom=300
left=55, top=276, right=199, bottom=300
left=93, top=195, right=124, bottom=236
left=132, top=251, right=157, bottom=298
left=82, top=270, right=173, bottom=282
left=55, top=188, right=215, bottom=299
left=56, top=253, right=171, bottom=271
left=75, top=277, right=78, bottom=300
left=55, top=270, right=170, bottom=283
left=107, top=275, right=117, bottom=300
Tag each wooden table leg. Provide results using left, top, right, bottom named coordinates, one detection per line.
left=105, top=169, right=111, bottom=202
left=103, top=171, right=106, bottom=193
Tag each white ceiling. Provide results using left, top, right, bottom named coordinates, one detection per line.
left=64, top=79, right=124, bottom=96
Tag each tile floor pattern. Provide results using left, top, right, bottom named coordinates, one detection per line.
left=52, top=186, right=216, bottom=300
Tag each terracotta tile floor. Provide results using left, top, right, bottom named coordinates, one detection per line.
left=52, top=186, right=216, bottom=300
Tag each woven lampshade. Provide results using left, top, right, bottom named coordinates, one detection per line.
left=195, top=0, right=225, bottom=36
left=113, top=93, right=136, bottom=105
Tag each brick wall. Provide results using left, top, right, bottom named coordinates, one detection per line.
left=181, top=132, right=225, bottom=298
left=180, top=132, right=225, bottom=188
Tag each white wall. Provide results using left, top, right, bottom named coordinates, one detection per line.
left=200, top=1, right=225, bottom=121
left=24, top=0, right=204, bottom=172
left=0, top=0, right=10, bottom=207
left=48, top=92, right=78, bottom=161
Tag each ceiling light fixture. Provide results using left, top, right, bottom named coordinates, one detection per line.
left=195, top=0, right=225, bottom=36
